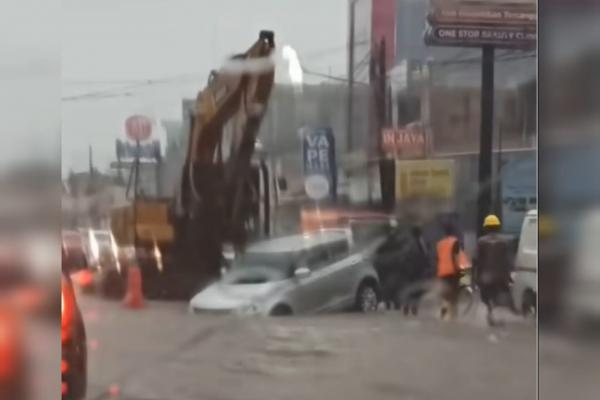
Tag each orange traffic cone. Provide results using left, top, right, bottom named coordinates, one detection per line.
left=122, top=265, right=144, bottom=309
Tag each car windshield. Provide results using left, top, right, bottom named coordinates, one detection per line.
left=224, top=251, right=297, bottom=284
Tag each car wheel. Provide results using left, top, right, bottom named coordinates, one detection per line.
left=270, top=304, right=292, bottom=317
left=522, top=290, right=536, bottom=318
left=355, top=281, right=379, bottom=313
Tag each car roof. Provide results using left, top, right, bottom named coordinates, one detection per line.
left=526, top=209, right=537, bottom=217
left=246, top=229, right=349, bottom=254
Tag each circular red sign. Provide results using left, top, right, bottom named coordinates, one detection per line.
left=125, top=115, right=152, bottom=141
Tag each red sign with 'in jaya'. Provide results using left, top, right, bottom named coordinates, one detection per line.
left=382, top=123, right=426, bottom=159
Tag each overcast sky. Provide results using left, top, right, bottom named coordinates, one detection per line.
left=60, top=0, right=348, bottom=177
left=2, top=0, right=542, bottom=178
left=0, top=0, right=60, bottom=171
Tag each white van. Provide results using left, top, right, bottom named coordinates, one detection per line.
left=511, top=210, right=538, bottom=316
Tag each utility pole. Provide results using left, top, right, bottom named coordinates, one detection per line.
left=133, top=140, right=141, bottom=252
left=88, top=145, right=94, bottom=178
left=477, top=45, right=495, bottom=238
left=495, top=123, right=504, bottom=217
left=377, top=38, right=387, bottom=149
left=374, top=38, right=394, bottom=210
left=88, top=145, right=95, bottom=195
left=423, top=60, right=434, bottom=156
left=347, top=0, right=356, bottom=153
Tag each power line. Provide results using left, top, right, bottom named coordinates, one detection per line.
left=62, top=84, right=145, bottom=101
left=353, top=51, right=372, bottom=78
left=63, top=52, right=535, bottom=101
left=63, top=79, right=152, bottom=85
left=61, top=73, right=205, bottom=101
left=63, top=72, right=204, bottom=86
left=302, top=66, right=370, bottom=86
left=64, top=57, right=374, bottom=102
left=62, top=53, right=536, bottom=101
left=300, top=39, right=369, bottom=61
left=62, top=46, right=372, bottom=101
left=382, top=52, right=535, bottom=87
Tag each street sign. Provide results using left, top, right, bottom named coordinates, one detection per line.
left=116, top=139, right=161, bottom=160
left=395, top=159, right=455, bottom=200
left=302, top=127, right=337, bottom=199
left=427, top=1, right=536, bottom=26
left=425, top=0, right=536, bottom=50
left=304, top=175, right=330, bottom=201
left=382, top=122, right=426, bottom=159
left=125, top=115, right=153, bottom=142
left=425, top=24, right=536, bottom=49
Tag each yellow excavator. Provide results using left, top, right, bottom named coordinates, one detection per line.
left=111, top=31, right=276, bottom=298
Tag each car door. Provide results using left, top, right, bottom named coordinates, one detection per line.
left=324, top=240, right=362, bottom=310
left=288, top=246, right=334, bottom=314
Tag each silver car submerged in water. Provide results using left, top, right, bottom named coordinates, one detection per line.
left=189, top=229, right=380, bottom=316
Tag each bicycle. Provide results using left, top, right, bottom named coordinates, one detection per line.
left=456, top=268, right=476, bottom=316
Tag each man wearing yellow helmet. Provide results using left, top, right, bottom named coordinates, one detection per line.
left=476, top=214, right=514, bottom=326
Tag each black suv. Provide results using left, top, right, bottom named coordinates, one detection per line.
left=61, top=265, right=87, bottom=400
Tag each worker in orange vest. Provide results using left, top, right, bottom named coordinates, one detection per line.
left=436, top=223, right=462, bottom=320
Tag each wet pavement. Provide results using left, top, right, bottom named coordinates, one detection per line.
left=79, top=294, right=536, bottom=400
left=539, top=331, right=600, bottom=400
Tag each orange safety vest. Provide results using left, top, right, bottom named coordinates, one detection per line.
left=436, top=236, right=459, bottom=278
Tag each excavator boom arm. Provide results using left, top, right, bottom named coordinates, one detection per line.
left=178, top=30, right=276, bottom=246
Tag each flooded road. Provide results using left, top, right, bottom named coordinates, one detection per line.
left=79, top=295, right=536, bottom=400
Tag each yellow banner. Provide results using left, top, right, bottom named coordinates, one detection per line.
left=396, top=159, right=455, bottom=200
left=136, top=224, right=174, bottom=243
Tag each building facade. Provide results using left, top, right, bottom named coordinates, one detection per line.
left=352, top=0, right=537, bottom=233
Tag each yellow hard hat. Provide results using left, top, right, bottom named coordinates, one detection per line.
left=483, top=214, right=501, bottom=227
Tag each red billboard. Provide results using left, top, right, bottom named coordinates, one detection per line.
left=382, top=122, right=426, bottom=159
